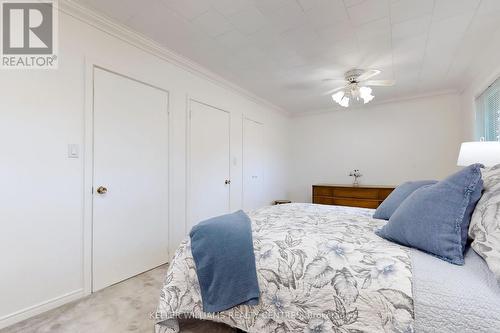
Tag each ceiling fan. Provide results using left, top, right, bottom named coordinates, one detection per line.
left=323, top=69, right=395, bottom=107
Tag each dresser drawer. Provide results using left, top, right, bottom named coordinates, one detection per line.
left=333, top=188, right=379, bottom=199
left=313, top=196, right=334, bottom=205
left=378, top=188, right=394, bottom=200
left=333, top=198, right=380, bottom=209
left=313, top=186, right=333, bottom=197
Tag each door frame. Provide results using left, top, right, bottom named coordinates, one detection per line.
left=185, top=97, right=231, bottom=232
left=83, top=58, right=171, bottom=295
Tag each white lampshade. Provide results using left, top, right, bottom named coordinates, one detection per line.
left=457, top=141, right=500, bottom=167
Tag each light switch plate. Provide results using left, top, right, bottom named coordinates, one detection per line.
left=68, top=144, right=79, bottom=158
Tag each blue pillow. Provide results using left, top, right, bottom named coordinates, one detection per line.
left=373, top=180, right=438, bottom=220
left=375, top=164, right=483, bottom=265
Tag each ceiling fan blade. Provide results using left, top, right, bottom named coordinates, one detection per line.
left=322, top=86, right=346, bottom=96
left=357, top=69, right=381, bottom=81
left=365, top=79, right=395, bottom=86
left=322, top=78, right=346, bottom=83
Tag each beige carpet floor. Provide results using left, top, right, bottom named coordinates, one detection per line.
left=1, top=265, right=236, bottom=333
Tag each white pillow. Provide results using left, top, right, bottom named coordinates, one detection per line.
left=469, top=164, right=500, bottom=283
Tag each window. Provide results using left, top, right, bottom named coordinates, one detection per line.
left=476, top=77, right=500, bottom=141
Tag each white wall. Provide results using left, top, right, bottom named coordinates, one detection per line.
left=288, top=93, right=462, bottom=203
left=0, top=9, right=289, bottom=328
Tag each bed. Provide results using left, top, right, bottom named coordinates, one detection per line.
left=154, top=203, right=500, bottom=333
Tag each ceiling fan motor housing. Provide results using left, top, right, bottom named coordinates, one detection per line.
left=345, top=69, right=365, bottom=83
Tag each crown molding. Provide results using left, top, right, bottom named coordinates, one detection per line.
left=58, top=0, right=289, bottom=117
left=291, top=89, right=459, bottom=118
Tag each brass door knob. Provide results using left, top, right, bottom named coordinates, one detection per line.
left=96, top=186, right=108, bottom=194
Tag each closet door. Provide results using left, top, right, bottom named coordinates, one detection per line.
left=189, top=101, right=231, bottom=228
left=93, top=68, right=169, bottom=291
left=242, top=118, right=264, bottom=210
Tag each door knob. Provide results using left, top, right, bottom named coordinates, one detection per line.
left=224, top=179, right=231, bottom=185
left=96, top=186, right=108, bottom=194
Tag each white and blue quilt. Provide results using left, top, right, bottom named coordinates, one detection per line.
left=155, top=203, right=500, bottom=332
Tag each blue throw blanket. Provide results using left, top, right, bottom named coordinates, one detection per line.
left=189, top=210, right=260, bottom=312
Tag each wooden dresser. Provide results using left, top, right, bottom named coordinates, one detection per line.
left=312, top=184, right=395, bottom=209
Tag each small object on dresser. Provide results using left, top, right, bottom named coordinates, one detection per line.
left=349, top=169, right=363, bottom=186
left=274, top=200, right=291, bottom=205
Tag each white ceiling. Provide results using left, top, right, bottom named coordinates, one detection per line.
left=75, top=0, right=500, bottom=113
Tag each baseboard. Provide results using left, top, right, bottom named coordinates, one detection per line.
left=0, top=289, right=84, bottom=330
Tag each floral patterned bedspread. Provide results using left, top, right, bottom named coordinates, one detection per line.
left=155, top=203, right=414, bottom=333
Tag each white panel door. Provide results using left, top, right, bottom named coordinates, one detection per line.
left=243, top=118, right=264, bottom=210
left=189, top=101, right=230, bottom=228
left=93, top=68, right=169, bottom=291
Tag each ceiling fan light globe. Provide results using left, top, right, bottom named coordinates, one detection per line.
left=362, top=94, right=374, bottom=104
left=359, top=86, right=372, bottom=98
left=359, top=86, right=374, bottom=104
left=332, top=91, right=345, bottom=104
left=339, top=97, right=349, bottom=107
